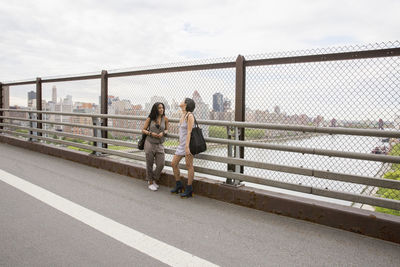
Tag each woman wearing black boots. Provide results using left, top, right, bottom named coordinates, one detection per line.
left=171, top=98, right=195, bottom=198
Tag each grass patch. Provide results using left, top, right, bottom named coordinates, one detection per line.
left=67, top=146, right=93, bottom=153
left=108, top=145, right=133, bottom=150
left=164, top=139, right=180, bottom=147
left=208, top=126, right=265, bottom=139
left=15, top=129, right=29, bottom=134
left=375, top=143, right=400, bottom=216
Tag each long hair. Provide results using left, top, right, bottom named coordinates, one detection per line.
left=148, top=102, right=165, bottom=121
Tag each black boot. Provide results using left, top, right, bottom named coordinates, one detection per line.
left=170, top=180, right=183, bottom=194
left=180, top=185, right=193, bottom=198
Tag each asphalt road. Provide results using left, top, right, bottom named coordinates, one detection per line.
left=1, top=143, right=400, bottom=266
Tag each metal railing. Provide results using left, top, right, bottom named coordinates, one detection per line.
left=0, top=109, right=400, bottom=211
left=1, top=41, right=400, bottom=215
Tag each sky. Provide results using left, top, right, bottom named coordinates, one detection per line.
left=0, top=0, right=399, bottom=120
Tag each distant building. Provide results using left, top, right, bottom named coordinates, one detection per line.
left=212, top=93, right=224, bottom=112
left=27, top=91, right=36, bottom=108
left=28, top=91, right=36, bottom=100
left=223, top=98, right=232, bottom=112
left=52, top=86, right=57, bottom=103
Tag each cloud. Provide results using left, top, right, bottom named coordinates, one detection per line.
left=1, top=0, right=399, bottom=109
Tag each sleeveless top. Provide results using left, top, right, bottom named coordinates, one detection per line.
left=175, top=113, right=193, bottom=155
left=146, top=116, right=166, bottom=144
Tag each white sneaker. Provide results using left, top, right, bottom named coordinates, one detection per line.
left=148, top=184, right=158, bottom=191
left=153, top=181, right=159, bottom=189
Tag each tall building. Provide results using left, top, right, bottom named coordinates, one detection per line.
left=52, top=85, right=57, bottom=103
left=28, top=90, right=36, bottom=100
left=27, top=91, right=36, bottom=108
left=213, top=93, right=224, bottom=112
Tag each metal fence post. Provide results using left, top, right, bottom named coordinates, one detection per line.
left=101, top=70, right=108, bottom=149
left=36, top=77, right=42, bottom=136
left=0, top=83, right=3, bottom=131
left=235, top=55, right=245, bottom=173
left=91, top=116, right=103, bottom=156
left=226, top=126, right=235, bottom=184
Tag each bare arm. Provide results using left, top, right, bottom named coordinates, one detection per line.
left=163, top=117, right=169, bottom=136
left=185, top=113, right=194, bottom=155
left=164, top=117, right=169, bottom=133
left=142, top=118, right=151, bottom=135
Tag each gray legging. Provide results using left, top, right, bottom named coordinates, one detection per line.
left=144, top=140, right=165, bottom=182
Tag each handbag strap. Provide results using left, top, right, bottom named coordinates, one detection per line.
left=186, top=112, right=199, bottom=128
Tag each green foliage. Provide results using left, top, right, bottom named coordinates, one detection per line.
left=389, top=143, right=400, bottom=170
left=389, top=143, right=400, bottom=156
left=107, top=145, right=131, bottom=151
left=208, top=126, right=265, bottom=139
left=383, top=170, right=400, bottom=180
left=246, top=129, right=265, bottom=139
left=209, top=126, right=227, bottom=139
left=376, top=142, right=400, bottom=216
left=163, top=140, right=180, bottom=147
left=67, top=146, right=92, bottom=153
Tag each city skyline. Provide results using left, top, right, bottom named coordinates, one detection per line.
left=10, top=87, right=399, bottom=129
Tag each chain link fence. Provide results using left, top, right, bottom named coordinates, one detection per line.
left=2, top=42, right=399, bottom=213
left=244, top=42, right=400, bottom=211
left=107, top=58, right=236, bottom=168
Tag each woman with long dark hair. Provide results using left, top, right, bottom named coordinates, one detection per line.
left=171, top=98, right=195, bottom=198
left=142, top=102, right=169, bottom=191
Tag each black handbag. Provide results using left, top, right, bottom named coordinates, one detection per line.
left=138, top=124, right=149, bottom=150
left=138, top=133, right=147, bottom=150
left=189, top=117, right=207, bottom=155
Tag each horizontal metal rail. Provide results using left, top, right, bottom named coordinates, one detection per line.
left=107, top=62, right=236, bottom=78
left=204, top=136, right=400, bottom=164
left=163, top=148, right=400, bottom=190
left=0, top=117, right=143, bottom=135
left=2, top=128, right=399, bottom=211
left=1, top=117, right=399, bottom=164
left=42, top=74, right=102, bottom=83
left=245, top=48, right=400, bottom=67
left=1, top=123, right=138, bottom=149
left=2, top=124, right=400, bottom=191
left=1, top=109, right=400, bottom=138
left=190, top=166, right=400, bottom=211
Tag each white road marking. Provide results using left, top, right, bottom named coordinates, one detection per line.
left=0, top=169, right=219, bottom=267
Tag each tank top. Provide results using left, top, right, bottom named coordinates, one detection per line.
left=147, top=116, right=166, bottom=144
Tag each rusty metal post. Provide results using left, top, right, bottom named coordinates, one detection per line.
left=101, top=70, right=108, bottom=149
left=0, top=83, right=3, bottom=130
left=36, top=78, right=42, bottom=136
left=235, top=55, right=245, bottom=173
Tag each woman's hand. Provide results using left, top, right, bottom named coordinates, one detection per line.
left=185, top=146, right=191, bottom=155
